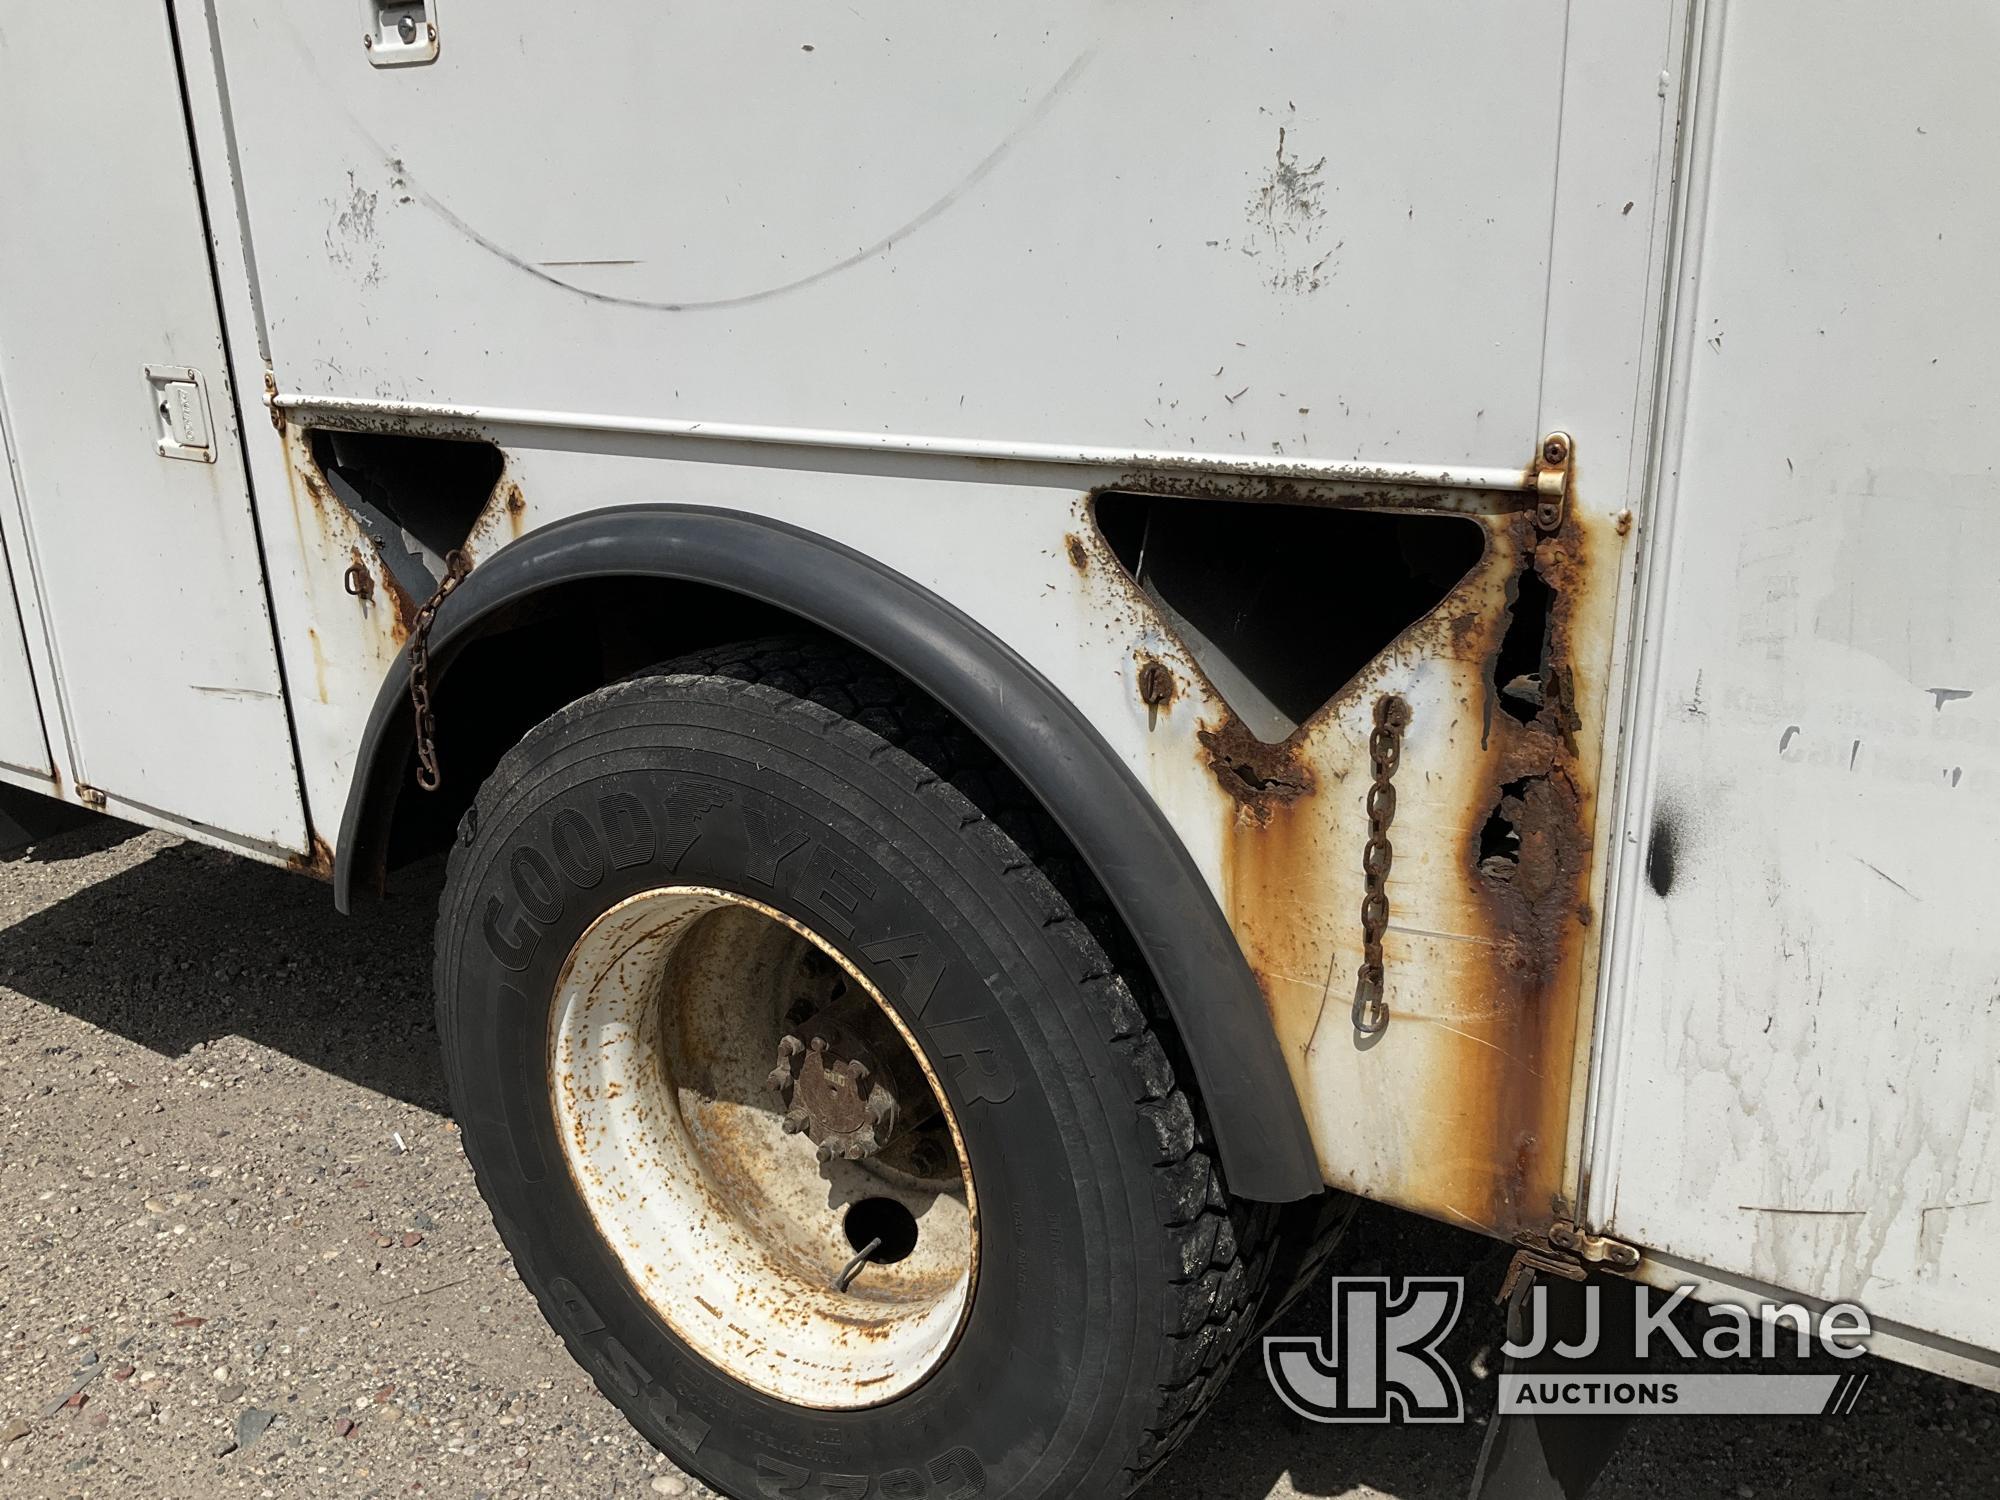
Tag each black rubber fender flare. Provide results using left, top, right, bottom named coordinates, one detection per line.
left=333, top=504, right=1321, bottom=1203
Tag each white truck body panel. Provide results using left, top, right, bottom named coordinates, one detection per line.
left=1589, top=0, right=2000, bottom=1362
left=0, top=439, right=52, bottom=779
left=216, top=0, right=1679, bottom=1251
left=0, top=2, right=303, bottom=851
left=222, top=2, right=1565, bottom=467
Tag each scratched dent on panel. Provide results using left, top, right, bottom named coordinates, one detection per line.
left=1076, top=447, right=1626, bottom=1242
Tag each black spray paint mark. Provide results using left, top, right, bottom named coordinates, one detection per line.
left=1646, top=812, right=1679, bottom=898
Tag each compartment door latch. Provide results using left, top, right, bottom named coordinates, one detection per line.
left=364, top=3, right=439, bottom=67
left=144, top=366, right=214, bottom=464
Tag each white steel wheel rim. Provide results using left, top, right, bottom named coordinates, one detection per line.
left=549, top=886, right=978, bottom=1409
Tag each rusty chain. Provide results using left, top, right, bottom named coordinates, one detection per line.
left=408, top=549, right=470, bottom=793
left=1351, top=694, right=1411, bottom=1036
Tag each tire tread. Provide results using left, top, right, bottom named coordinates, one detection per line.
left=439, top=634, right=1301, bottom=1493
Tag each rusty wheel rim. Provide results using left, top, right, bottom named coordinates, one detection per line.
left=549, top=887, right=978, bottom=1409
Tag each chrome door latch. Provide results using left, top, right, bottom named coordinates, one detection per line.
left=364, top=3, right=439, bottom=67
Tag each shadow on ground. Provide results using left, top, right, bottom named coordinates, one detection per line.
left=2, top=825, right=1994, bottom=1499
left=0, top=826, right=449, bottom=1115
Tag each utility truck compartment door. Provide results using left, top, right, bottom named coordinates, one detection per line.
left=215, top=0, right=1567, bottom=471
left=1593, top=3, right=2000, bottom=1357
left=0, top=4, right=304, bottom=851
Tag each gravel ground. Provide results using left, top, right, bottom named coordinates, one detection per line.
left=0, top=824, right=1992, bottom=1499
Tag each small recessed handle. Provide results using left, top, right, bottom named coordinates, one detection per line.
left=144, top=365, right=215, bottom=463
left=364, top=3, right=438, bottom=68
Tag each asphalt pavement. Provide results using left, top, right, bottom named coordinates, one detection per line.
left=0, top=824, right=1990, bottom=1498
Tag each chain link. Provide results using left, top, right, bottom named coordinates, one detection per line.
left=408, top=549, right=470, bottom=793
left=1352, top=694, right=1411, bottom=1036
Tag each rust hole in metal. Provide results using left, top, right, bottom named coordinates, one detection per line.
left=1472, top=528, right=1595, bottom=986
left=1063, top=533, right=1089, bottom=573
left=1477, top=784, right=1526, bottom=879
left=1197, top=717, right=1313, bottom=816
left=1493, top=562, right=1555, bottom=725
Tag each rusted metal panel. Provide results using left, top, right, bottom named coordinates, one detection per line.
left=275, top=424, right=417, bottom=687
left=1074, top=457, right=1628, bottom=1243
left=201, top=0, right=1666, bottom=1264
left=332, top=428, right=1630, bottom=1246
left=271, top=419, right=528, bottom=711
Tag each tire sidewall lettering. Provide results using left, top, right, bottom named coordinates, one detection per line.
left=477, top=775, right=1023, bottom=1117
left=751, top=1451, right=989, bottom=1500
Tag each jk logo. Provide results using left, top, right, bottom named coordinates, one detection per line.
left=1265, top=1277, right=1466, bottom=1424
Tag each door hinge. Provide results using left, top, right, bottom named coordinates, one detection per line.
left=1497, top=1244, right=1588, bottom=1305
left=1499, top=1218, right=1643, bottom=1303
left=1532, top=430, right=1572, bottom=532
left=1548, top=1218, right=1642, bottom=1269
left=75, top=784, right=107, bottom=810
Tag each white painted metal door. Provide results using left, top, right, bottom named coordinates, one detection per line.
left=0, top=3, right=303, bottom=850
left=0, top=424, right=52, bottom=779
left=1592, top=0, right=2000, bottom=1359
left=219, top=0, right=1566, bottom=470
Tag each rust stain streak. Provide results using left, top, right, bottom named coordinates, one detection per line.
left=1077, top=453, right=1628, bottom=1244
left=279, top=424, right=415, bottom=667
left=461, top=474, right=530, bottom=564
left=286, top=833, right=335, bottom=880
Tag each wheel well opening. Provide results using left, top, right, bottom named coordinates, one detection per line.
left=362, top=573, right=1275, bottom=1194
left=382, top=577, right=803, bottom=872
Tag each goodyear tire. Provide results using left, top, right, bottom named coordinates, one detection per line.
left=435, top=637, right=1281, bottom=1499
